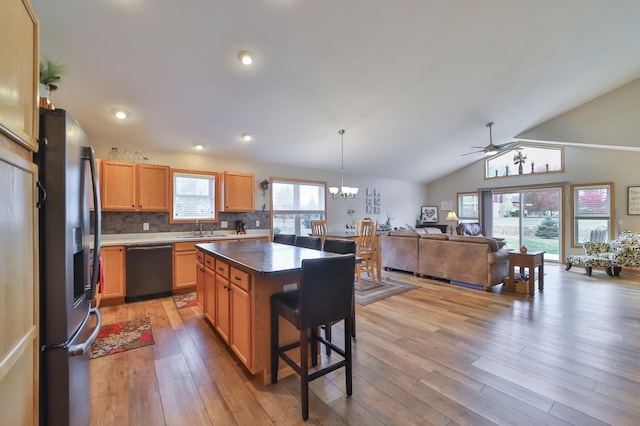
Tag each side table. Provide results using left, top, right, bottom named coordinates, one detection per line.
left=506, top=250, right=545, bottom=296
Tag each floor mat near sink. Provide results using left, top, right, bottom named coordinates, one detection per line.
left=172, top=292, right=197, bottom=309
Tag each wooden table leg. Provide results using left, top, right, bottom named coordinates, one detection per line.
left=538, top=263, right=544, bottom=291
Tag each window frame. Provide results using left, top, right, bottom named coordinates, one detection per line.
left=456, top=191, right=479, bottom=222
left=270, top=177, right=327, bottom=237
left=485, top=143, right=564, bottom=180
left=170, top=168, right=219, bottom=224
left=570, top=182, right=614, bottom=247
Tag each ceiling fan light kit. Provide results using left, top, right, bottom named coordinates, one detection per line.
left=462, top=121, right=517, bottom=157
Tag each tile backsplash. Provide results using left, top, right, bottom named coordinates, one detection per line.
left=93, top=211, right=271, bottom=234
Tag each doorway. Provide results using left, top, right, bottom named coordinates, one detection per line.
left=491, top=187, right=562, bottom=261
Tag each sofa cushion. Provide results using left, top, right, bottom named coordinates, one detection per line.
left=449, top=234, right=500, bottom=252
left=417, top=227, right=442, bottom=235
left=388, top=231, right=420, bottom=238
left=420, top=233, right=449, bottom=241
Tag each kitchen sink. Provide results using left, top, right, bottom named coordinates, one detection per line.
left=176, top=232, right=236, bottom=239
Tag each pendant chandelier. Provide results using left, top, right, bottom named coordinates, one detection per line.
left=328, top=129, right=359, bottom=199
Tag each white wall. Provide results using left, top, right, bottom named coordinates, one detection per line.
left=92, top=143, right=428, bottom=232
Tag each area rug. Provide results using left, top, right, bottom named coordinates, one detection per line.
left=354, top=275, right=418, bottom=306
left=172, top=292, right=197, bottom=309
left=90, top=317, right=154, bottom=359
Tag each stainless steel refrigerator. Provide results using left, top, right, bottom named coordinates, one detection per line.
left=37, top=108, right=102, bottom=426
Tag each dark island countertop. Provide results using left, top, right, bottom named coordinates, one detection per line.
left=196, top=240, right=343, bottom=276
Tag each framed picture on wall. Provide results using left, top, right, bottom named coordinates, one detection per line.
left=421, top=206, right=438, bottom=223
left=628, top=186, right=640, bottom=215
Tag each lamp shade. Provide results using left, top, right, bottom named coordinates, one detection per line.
left=445, top=211, right=459, bottom=221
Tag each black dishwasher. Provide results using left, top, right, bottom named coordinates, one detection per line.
left=125, top=243, right=173, bottom=302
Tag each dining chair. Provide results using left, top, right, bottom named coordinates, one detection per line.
left=294, top=236, right=323, bottom=250
left=322, top=239, right=357, bottom=351
left=310, top=220, right=327, bottom=240
left=355, top=220, right=377, bottom=290
left=273, top=233, right=296, bottom=245
left=270, top=255, right=355, bottom=420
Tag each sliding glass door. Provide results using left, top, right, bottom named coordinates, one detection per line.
left=491, top=187, right=562, bottom=261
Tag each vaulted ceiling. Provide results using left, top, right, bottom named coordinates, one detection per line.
left=32, top=0, right=640, bottom=183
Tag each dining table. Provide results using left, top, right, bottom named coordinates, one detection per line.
left=324, top=230, right=383, bottom=284
left=195, top=240, right=352, bottom=384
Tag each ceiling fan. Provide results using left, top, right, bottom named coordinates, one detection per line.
left=462, top=121, right=519, bottom=156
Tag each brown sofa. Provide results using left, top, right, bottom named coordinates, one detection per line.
left=380, top=231, right=509, bottom=291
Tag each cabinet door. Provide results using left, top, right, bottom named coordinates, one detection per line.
left=101, top=161, right=136, bottom=210
left=230, top=284, right=252, bottom=368
left=222, top=171, right=254, bottom=211
left=204, top=268, right=216, bottom=324
left=0, top=0, right=39, bottom=150
left=137, top=164, right=169, bottom=211
left=101, top=246, right=126, bottom=300
left=196, top=261, right=205, bottom=310
left=174, top=250, right=197, bottom=290
left=215, top=275, right=230, bottom=343
left=0, top=143, right=38, bottom=425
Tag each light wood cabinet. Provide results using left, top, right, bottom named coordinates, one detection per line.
left=196, top=251, right=205, bottom=310
left=100, top=246, right=126, bottom=302
left=0, top=1, right=39, bottom=423
left=0, top=141, right=39, bottom=426
left=204, top=266, right=216, bottom=324
left=213, top=259, right=252, bottom=369
left=220, top=171, right=255, bottom=212
left=101, top=161, right=169, bottom=211
left=0, top=0, right=39, bottom=151
left=173, top=241, right=197, bottom=290
left=230, top=274, right=252, bottom=367
left=215, top=272, right=231, bottom=342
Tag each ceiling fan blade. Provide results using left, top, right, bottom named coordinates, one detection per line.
left=461, top=150, right=483, bottom=156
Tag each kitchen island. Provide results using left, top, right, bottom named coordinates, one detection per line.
left=195, top=240, right=341, bottom=384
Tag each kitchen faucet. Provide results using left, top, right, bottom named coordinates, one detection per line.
left=195, top=219, right=203, bottom=236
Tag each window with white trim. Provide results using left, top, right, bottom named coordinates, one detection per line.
left=171, top=170, right=217, bottom=222
left=457, top=192, right=479, bottom=222
left=271, top=178, right=326, bottom=236
left=571, top=183, right=613, bottom=246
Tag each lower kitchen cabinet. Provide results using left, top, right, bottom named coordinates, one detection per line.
left=204, top=267, right=216, bottom=324
left=101, top=245, right=126, bottom=302
left=174, top=242, right=197, bottom=290
left=213, top=259, right=252, bottom=370
left=196, top=252, right=205, bottom=310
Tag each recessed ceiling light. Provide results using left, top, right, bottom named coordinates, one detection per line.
left=240, top=133, right=254, bottom=142
left=194, top=144, right=204, bottom=151
left=238, top=50, right=253, bottom=66
left=110, top=108, right=128, bottom=120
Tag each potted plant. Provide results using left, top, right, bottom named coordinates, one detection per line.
left=39, top=58, right=65, bottom=108
left=513, top=151, right=527, bottom=175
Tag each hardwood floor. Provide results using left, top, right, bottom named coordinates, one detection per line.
left=90, top=264, right=640, bottom=425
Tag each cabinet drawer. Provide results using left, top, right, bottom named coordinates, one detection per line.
left=174, top=241, right=196, bottom=252
left=215, top=259, right=229, bottom=277
left=196, top=250, right=204, bottom=264
left=204, top=254, right=215, bottom=270
left=230, top=267, right=250, bottom=292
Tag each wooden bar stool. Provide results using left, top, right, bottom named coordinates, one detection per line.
left=270, top=255, right=355, bottom=420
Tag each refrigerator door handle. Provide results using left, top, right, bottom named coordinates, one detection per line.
left=68, top=307, right=102, bottom=356
left=83, top=146, right=102, bottom=292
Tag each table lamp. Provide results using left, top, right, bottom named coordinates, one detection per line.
left=445, top=211, right=459, bottom=235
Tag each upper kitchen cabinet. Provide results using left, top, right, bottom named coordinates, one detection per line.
left=101, top=161, right=169, bottom=211
left=0, top=0, right=39, bottom=151
left=220, top=171, right=254, bottom=212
